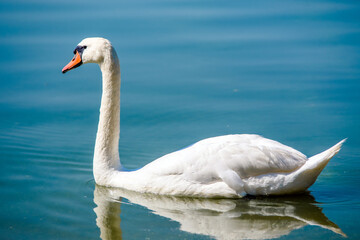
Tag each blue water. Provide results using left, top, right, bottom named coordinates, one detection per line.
left=1, top=0, right=360, bottom=239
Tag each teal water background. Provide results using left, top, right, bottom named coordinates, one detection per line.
left=0, top=0, right=360, bottom=239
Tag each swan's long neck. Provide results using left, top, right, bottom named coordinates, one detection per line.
left=93, top=47, right=121, bottom=184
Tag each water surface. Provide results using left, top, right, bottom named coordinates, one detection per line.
left=0, top=0, right=359, bottom=239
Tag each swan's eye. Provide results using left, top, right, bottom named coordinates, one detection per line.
left=73, top=45, right=87, bottom=55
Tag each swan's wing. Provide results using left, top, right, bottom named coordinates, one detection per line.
left=141, top=134, right=307, bottom=184
left=215, top=134, right=307, bottom=178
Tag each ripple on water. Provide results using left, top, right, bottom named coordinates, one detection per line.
left=0, top=122, right=99, bottom=239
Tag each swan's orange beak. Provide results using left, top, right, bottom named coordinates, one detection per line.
left=62, top=51, right=82, bottom=74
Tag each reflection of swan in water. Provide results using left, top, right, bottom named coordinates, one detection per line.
left=94, top=187, right=122, bottom=240
left=93, top=185, right=346, bottom=240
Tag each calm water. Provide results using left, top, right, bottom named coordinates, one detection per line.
left=0, top=0, right=360, bottom=239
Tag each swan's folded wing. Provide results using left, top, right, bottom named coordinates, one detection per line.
left=141, top=134, right=307, bottom=183
left=217, top=134, right=308, bottom=178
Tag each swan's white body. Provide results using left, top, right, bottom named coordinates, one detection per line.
left=63, top=37, right=345, bottom=198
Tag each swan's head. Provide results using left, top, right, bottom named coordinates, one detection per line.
left=62, top=37, right=114, bottom=73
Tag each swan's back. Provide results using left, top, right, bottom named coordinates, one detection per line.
left=139, top=134, right=307, bottom=195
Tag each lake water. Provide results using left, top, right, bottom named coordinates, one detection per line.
left=0, top=0, right=359, bottom=239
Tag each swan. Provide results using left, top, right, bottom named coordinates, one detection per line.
left=62, top=37, right=345, bottom=198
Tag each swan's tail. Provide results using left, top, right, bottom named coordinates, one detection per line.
left=246, top=139, right=346, bottom=196
left=307, top=139, right=346, bottom=170
left=294, top=139, right=346, bottom=191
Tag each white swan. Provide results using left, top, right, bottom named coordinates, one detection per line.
left=62, top=37, right=345, bottom=198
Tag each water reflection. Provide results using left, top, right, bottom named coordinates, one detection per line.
left=94, top=185, right=345, bottom=240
